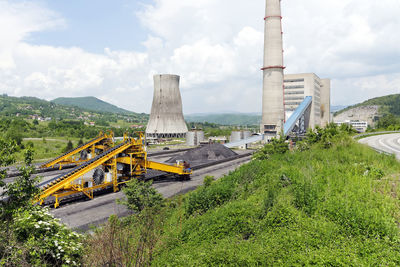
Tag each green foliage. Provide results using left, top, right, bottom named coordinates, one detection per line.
left=149, top=132, right=400, bottom=265
left=253, top=134, right=289, bottom=160
left=186, top=113, right=261, bottom=126
left=120, top=179, right=164, bottom=213
left=78, top=139, right=83, bottom=146
left=376, top=114, right=400, bottom=130
left=335, top=93, right=400, bottom=116
left=2, top=207, right=83, bottom=266
left=0, top=137, right=82, bottom=266
left=203, top=175, right=214, bottom=187
left=185, top=178, right=234, bottom=216
left=52, top=96, right=135, bottom=115
left=63, top=140, right=73, bottom=153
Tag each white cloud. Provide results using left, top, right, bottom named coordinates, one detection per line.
left=0, top=0, right=399, bottom=113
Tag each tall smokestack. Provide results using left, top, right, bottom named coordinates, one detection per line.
left=146, top=74, right=188, bottom=139
left=261, top=0, right=285, bottom=136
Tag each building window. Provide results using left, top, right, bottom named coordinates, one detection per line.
left=285, top=90, right=304, bottom=95
left=285, top=96, right=304, bottom=100
left=285, top=85, right=305, bottom=89
left=284, top=78, right=305, bottom=82
left=285, top=101, right=302, bottom=105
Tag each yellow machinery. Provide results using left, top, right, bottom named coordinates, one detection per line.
left=35, top=132, right=192, bottom=208
left=40, top=131, right=114, bottom=169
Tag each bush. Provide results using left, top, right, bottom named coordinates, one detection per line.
left=185, top=180, right=233, bottom=216
left=253, top=135, right=288, bottom=160
left=203, top=175, right=215, bottom=187
left=120, top=179, right=164, bottom=212
left=2, top=207, right=83, bottom=266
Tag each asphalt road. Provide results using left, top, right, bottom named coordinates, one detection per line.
left=358, top=133, right=400, bottom=160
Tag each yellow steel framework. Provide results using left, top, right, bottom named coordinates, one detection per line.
left=35, top=132, right=192, bottom=208
left=40, top=130, right=114, bottom=169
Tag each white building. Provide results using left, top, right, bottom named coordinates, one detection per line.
left=284, top=73, right=331, bottom=129
left=335, top=120, right=368, bottom=133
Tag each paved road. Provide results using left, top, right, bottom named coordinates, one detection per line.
left=358, top=133, right=400, bottom=160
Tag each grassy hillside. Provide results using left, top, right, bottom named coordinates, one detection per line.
left=52, top=96, right=134, bottom=115
left=335, top=94, right=400, bottom=116
left=0, top=95, right=147, bottom=123
left=86, top=129, right=400, bottom=265
left=185, top=113, right=261, bottom=126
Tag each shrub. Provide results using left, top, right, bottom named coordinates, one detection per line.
left=120, top=179, right=164, bottom=212
left=185, top=180, right=233, bottom=216
left=3, top=207, right=83, bottom=266
left=253, top=135, right=288, bottom=160
left=203, top=175, right=215, bottom=187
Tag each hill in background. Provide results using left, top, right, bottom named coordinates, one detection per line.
left=0, top=95, right=148, bottom=123
left=185, top=113, right=261, bottom=126
left=335, top=94, right=400, bottom=116
left=52, top=96, right=134, bottom=115
left=333, top=94, right=400, bottom=126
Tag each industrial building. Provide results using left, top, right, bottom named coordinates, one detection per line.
left=186, top=130, right=205, bottom=146
left=146, top=74, right=188, bottom=139
left=284, top=73, right=331, bottom=128
left=335, top=120, right=368, bottom=133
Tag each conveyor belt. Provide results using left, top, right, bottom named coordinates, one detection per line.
left=40, top=134, right=109, bottom=168
left=37, top=141, right=133, bottom=204
left=38, top=141, right=128, bottom=189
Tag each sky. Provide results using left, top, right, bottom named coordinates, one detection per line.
left=0, top=0, right=399, bottom=114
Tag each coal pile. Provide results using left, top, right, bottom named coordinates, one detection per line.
left=166, top=144, right=237, bottom=165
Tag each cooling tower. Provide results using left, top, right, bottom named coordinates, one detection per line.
left=146, top=74, right=188, bottom=139
left=260, top=0, right=285, bottom=136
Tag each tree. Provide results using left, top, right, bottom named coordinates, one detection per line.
left=63, top=140, right=73, bottom=153
left=0, top=138, right=83, bottom=266
left=86, top=180, right=166, bottom=266
left=120, top=179, right=164, bottom=213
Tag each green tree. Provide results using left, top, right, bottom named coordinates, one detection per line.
left=63, top=140, right=73, bottom=153
left=0, top=138, right=83, bottom=266
left=120, top=179, right=164, bottom=213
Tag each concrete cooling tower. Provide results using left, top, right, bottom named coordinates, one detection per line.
left=146, top=74, right=188, bottom=139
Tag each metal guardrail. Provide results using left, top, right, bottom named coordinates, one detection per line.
left=353, top=131, right=400, bottom=139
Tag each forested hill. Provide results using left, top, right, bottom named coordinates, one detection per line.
left=185, top=113, right=261, bottom=126
left=335, top=94, right=400, bottom=116
left=52, top=96, right=133, bottom=115
left=0, top=95, right=148, bottom=123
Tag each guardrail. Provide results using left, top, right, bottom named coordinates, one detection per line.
left=353, top=131, right=400, bottom=139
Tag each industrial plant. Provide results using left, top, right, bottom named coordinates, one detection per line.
left=260, top=0, right=331, bottom=138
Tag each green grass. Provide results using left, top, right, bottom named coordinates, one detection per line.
left=150, top=137, right=400, bottom=265
left=15, top=137, right=87, bottom=163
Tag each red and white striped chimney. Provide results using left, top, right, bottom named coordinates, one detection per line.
left=260, top=0, right=285, bottom=136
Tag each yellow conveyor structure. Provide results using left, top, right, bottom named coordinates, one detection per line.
left=40, top=131, right=114, bottom=169
left=35, top=133, right=191, bottom=208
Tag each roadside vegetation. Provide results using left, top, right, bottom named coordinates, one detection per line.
left=0, top=140, right=82, bottom=266
left=1, top=122, right=399, bottom=265
left=84, top=124, right=400, bottom=265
